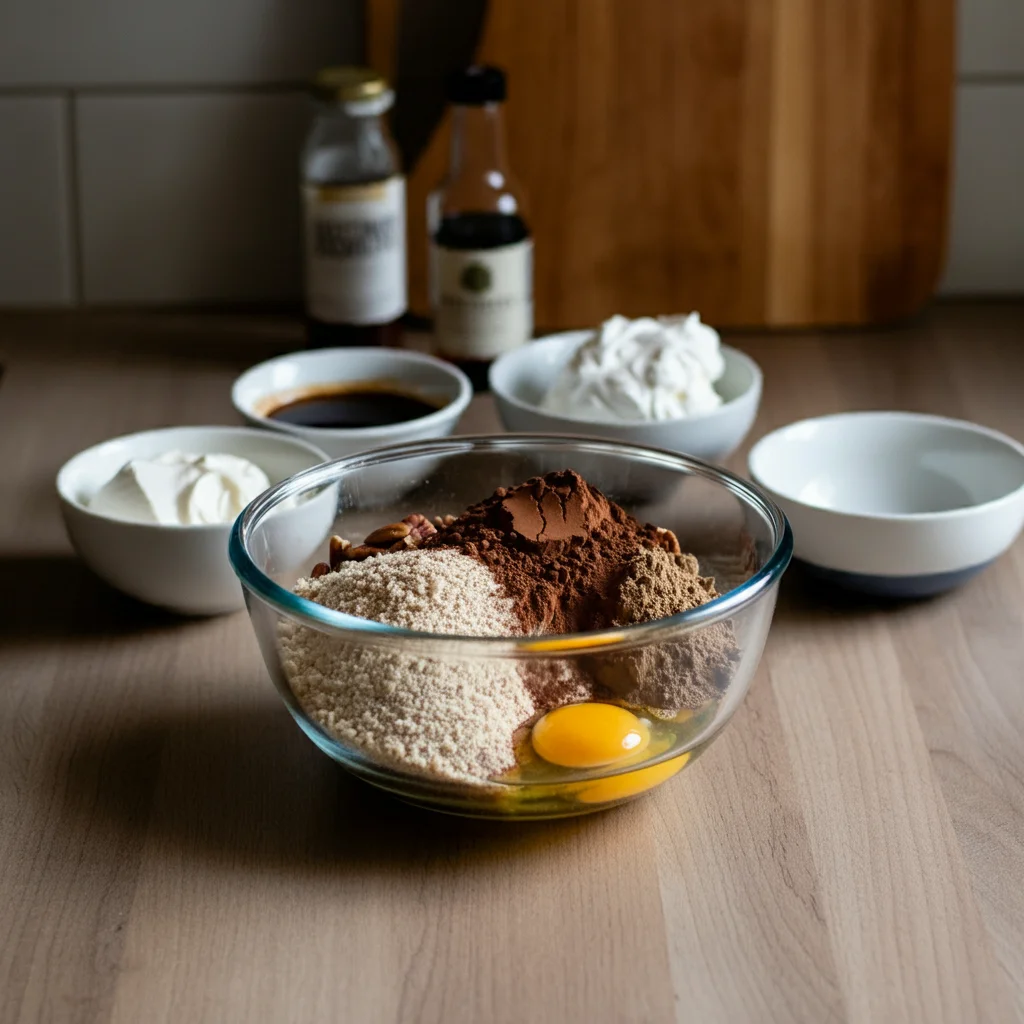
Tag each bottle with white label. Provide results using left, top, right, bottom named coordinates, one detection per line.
left=302, top=67, right=406, bottom=348
left=429, top=65, right=532, bottom=390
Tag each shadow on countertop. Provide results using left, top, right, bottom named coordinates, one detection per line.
left=774, top=559, right=952, bottom=618
left=45, top=701, right=631, bottom=878
left=0, top=554, right=205, bottom=639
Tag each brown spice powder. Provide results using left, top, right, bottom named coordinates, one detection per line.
left=614, top=549, right=716, bottom=623
left=592, top=547, right=739, bottom=715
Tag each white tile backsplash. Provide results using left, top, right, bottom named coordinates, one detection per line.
left=0, top=97, right=75, bottom=306
left=0, top=0, right=361, bottom=87
left=77, top=93, right=307, bottom=303
left=959, top=0, right=1024, bottom=74
left=941, top=85, right=1024, bottom=294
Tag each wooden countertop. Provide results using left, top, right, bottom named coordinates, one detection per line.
left=1, top=303, right=1023, bottom=1024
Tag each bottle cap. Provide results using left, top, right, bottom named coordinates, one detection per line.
left=312, top=66, right=389, bottom=103
left=446, top=65, right=507, bottom=105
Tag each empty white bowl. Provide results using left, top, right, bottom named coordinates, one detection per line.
left=748, top=412, right=1024, bottom=596
left=489, top=330, right=762, bottom=463
left=57, top=426, right=334, bottom=615
left=232, top=347, right=473, bottom=459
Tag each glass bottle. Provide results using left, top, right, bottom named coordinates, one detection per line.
left=301, top=66, right=406, bottom=348
left=429, top=65, right=532, bottom=390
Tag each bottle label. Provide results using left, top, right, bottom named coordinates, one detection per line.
left=303, top=177, right=406, bottom=325
left=431, top=239, right=533, bottom=359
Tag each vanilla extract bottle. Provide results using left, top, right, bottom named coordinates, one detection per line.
left=429, top=66, right=532, bottom=391
left=301, top=67, right=407, bottom=348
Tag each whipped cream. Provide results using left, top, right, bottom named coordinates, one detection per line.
left=89, top=451, right=271, bottom=525
left=541, top=313, right=726, bottom=422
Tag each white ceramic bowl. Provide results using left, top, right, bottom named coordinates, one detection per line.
left=748, top=411, right=1024, bottom=596
left=57, top=426, right=334, bottom=615
left=232, top=347, right=473, bottom=459
left=489, top=330, right=762, bottom=463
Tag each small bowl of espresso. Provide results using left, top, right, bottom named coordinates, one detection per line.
left=232, top=348, right=473, bottom=458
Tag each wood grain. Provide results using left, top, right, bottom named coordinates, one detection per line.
left=366, top=0, right=399, bottom=85
left=367, top=0, right=955, bottom=329
left=1, top=304, right=1023, bottom=1023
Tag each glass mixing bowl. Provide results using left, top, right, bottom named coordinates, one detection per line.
left=230, top=436, right=792, bottom=819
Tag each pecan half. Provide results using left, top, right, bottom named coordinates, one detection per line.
left=345, top=544, right=384, bottom=561
left=310, top=561, right=332, bottom=578
left=363, top=521, right=411, bottom=547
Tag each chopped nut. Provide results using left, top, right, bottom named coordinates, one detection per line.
left=388, top=535, right=416, bottom=552
left=329, top=535, right=351, bottom=570
left=364, top=521, right=411, bottom=547
left=403, top=513, right=437, bottom=544
left=310, top=561, right=332, bottom=578
left=345, top=544, right=384, bottom=561
left=433, top=514, right=456, bottom=529
left=655, top=526, right=681, bottom=554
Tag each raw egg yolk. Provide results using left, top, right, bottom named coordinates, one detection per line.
left=531, top=703, right=650, bottom=768
left=576, top=752, right=690, bottom=804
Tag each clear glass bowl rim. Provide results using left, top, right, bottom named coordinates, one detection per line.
left=229, top=434, right=793, bottom=656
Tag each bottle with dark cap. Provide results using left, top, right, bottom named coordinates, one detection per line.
left=429, top=65, right=532, bottom=390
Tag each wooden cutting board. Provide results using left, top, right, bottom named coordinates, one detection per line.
left=368, top=0, right=956, bottom=329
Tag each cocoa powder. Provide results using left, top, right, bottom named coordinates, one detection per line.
left=425, top=469, right=676, bottom=634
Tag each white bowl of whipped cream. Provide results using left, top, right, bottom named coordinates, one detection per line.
left=490, top=314, right=762, bottom=463
left=57, top=426, right=332, bottom=615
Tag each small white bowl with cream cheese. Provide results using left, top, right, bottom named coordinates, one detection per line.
left=57, top=426, right=332, bottom=615
left=490, top=314, right=762, bottom=463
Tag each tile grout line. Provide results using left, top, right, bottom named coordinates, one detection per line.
left=957, top=72, right=1024, bottom=86
left=0, top=77, right=1018, bottom=106
left=0, top=76, right=1019, bottom=100
left=0, top=81, right=310, bottom=98
left=64, top=91, right=85, bottom=306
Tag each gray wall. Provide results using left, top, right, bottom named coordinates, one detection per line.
left=942, top=0, right=1024, bottom=293
left=0, top=0, right=362, bottom=306
left=0, top=0, right=1019, bottom=307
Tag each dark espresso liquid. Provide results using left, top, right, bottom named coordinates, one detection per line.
left=434, top=211, right=530, bottom=250
left=433, top=211, right=531, bottom=392
left=267, top=387, right=440, bottom=429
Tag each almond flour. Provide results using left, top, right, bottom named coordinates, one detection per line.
left=278, top=548, right=534, bottom=783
